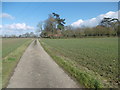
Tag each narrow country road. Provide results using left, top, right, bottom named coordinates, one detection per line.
left=7, top=40, right=79, bottom=88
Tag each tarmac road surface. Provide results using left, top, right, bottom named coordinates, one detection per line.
left=7, top=40, right=79, bottom=88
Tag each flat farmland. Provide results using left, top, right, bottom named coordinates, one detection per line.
left=2, top=38, right=31, bottom=58
left=40, top=37, right=118, bottom=88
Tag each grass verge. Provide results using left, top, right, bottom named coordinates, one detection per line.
left=39, top=39, right=104, bottom=88
left=2, top=39, right=32, bottom=88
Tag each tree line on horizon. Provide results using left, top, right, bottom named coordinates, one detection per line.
left=38, top=13, right=120, bottom=38
left=2, top=32, right=37, bottom=38
left=2, top=13, right=119, bottom=38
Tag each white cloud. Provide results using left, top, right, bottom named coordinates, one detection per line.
left=1, top=23, right=35, bottom=35
left=0, top=13, right=14, bottom=19
left=3, top=23, right=34, bottom=30
left=0, top=25, right=2, bottom=29
left=71, top=10, right=119, bottom=28
left=0, top=25, right=2, bottom=35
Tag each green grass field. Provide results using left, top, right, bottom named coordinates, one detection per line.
left=2, top=38, right=32, bottom=58
left=2, top=38, right=33, bottom=88
left=40, top=37, right=118, bottom=88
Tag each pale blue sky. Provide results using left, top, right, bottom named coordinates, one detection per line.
left=2, top=0, right=120, bottom=2
left=3, top=2, right=118, bottom=26
left=1, top=2, right=119, bottom=35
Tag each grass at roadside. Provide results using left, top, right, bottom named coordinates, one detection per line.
left=2, top=39, right=33, bottom=88
left=39, top=38, right=118, bottom=88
